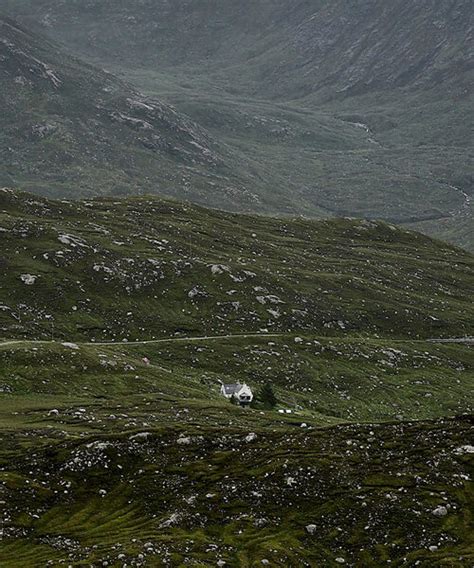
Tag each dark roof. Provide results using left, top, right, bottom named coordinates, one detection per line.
left=222, top=383, right=243, bottom=395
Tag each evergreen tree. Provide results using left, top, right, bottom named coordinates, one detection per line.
left=229, top=393, right=238, bottom=405
left=258, top=382, right=277, bottom=409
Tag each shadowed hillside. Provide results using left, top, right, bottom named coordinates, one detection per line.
left=1, top=416, right=473, bottom=566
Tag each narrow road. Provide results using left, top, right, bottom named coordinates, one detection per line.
left=0, top=333, right=287, bottom=348
left=0, top=334, right=472, bottom=348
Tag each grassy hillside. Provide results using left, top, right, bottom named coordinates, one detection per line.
left=1, top=189, right=473, bottom=342
left=1, top=334, right=473, bottom=425
left=1, top=188, right=473, bottom=423
left=1, top=414, right=473, bottom=567
left=2, top=2, right=473, bottom=249
left=1, top=190, right=473, bottom=566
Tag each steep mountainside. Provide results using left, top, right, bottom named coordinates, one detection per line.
left=0, top=17, right=261, bottom=208
left=5, top=0, right=472, bottom=100
left=1, top=3, right=473, bottom=248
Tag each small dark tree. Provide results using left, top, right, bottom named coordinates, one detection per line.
left=258, top=382, right=278, bottom=409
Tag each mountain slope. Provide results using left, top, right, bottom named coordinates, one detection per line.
left=2, top=2, right=473, bottom=249
left=0, top=17, right=263, bottom=209
left=5, top=0, right=472, bottom=100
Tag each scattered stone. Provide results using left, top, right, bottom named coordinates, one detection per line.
left=159, top=512, right=181, bottom=528
left=210, top=264, right=229, bottom=275
left=432, top=506, right=448, bottom=517
left=188, top=286, right=207, bottom=299
left=62, top=342, right=79, bottom=350
left=20, top=274, right=38, bottom=285
left=455, top=445, right=474, bottom=455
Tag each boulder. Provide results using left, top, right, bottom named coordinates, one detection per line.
left=432, top=505, right=448, bottom=517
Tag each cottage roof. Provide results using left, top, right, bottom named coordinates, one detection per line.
left=222, top=383, right=242, bottom=395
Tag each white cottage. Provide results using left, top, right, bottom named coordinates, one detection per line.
left=220, top=383, right=254, bottom=406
